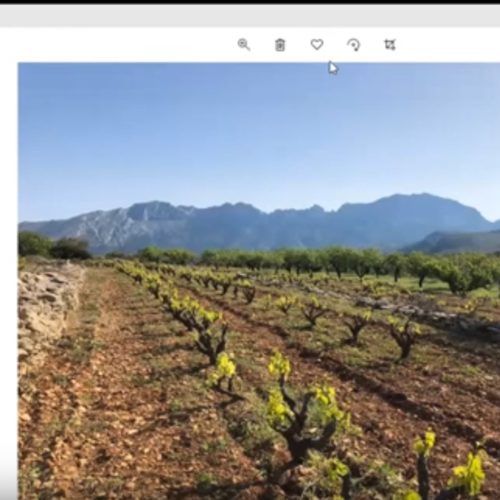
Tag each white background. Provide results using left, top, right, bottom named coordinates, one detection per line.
left=2, top=28, right=500, bottom=62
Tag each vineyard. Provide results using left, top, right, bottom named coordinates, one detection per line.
left=18, top=252, right=500, bottom=499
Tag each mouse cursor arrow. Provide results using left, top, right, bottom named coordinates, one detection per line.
left=328, top=62, right=339, bottom=75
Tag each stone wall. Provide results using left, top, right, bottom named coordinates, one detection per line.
left=18, top=262, right=86, bottom=370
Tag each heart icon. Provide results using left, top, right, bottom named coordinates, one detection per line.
left=311, top=39, right=324, bottom=50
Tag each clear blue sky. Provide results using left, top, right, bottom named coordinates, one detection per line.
left=19, top=63, right=500, bottom=222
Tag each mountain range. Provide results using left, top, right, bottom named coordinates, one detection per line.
left=405, top=229, right=500, bottom=254
left=19, top=193, right=500, bottom=255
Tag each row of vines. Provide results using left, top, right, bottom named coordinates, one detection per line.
left=116, top=260, right=488, bottom=499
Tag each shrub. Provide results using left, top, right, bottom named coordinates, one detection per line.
left=281, top=249, right=321, bottom=275
left=387, top=316, right=421, bottom=361
left=398, top=430, right=486, bottom=500
left=137, top=246, right=163, bottom=262
left=266, top=352, right=351, bottom=466
left=138, top=246, right=195, bottom=265
left=348, top=249, right=383, bottom=281
left=207, top=352, right=237, bottom=393
left=385, top=253, right=406, bottom=283
left=437, top=255, right=495, bottom=296
left=406, top=253, right=440, bottom=289
left=50, top=238, right=91, bottom=260
left=194, top=322, right=229, bottom=366
left=18, top=231, right=52, bottom=257
left=320, top=247, right=352, bottom=280
left=161, top=248, right=196, bottom=265
left=276, top=296, right=297, bottom=315
left=174, top=303, right=228, bottom=365
left=304, top=452, right=352, bottom=500
left=446, top=450, right=486, bottom=497
left=180, top=270, right=193, bottom=283
left=240, top=281, right=256, bottom=304
left=217, top=276, right=233, bottom=296
left=340, top=310, right=372, bottom=344
left=200, top=272, right=215, bottom=289
left=145, top=274, right=162, bottom=300
left=105, top=251, right=127, bottom=259
left=300, top=296, right=329, bottom=327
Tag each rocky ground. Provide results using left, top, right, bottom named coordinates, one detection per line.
left=18, top=261, right=86, bottom=372
left=18, top=265, right=500, bottom=498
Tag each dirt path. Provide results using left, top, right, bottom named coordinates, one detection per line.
left=19, top=269, right=264, bottom=499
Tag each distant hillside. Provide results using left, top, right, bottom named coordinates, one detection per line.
left=19, top=193, right=498, bottom=254
left=406, top=230, right=500, bottom=254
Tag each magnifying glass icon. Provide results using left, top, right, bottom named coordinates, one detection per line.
left=238, top=38, right=251, bottom=51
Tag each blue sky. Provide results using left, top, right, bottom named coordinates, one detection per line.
left=19, top=63, right=500, bottom=222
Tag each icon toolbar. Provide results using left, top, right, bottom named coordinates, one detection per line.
left=234, top=36, right=402, bottom=54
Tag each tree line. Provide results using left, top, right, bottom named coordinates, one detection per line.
left=18, top=232, right=500, bottom=296
left=141, top=246, right=500, bottom=296
left=18, top=231, right=91, bottom=260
